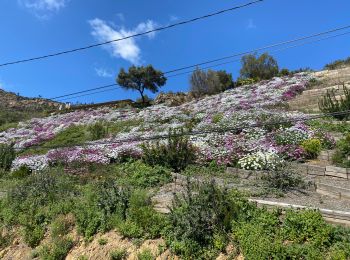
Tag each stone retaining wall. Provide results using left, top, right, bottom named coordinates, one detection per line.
left=316, top=182, right=350, bottom=200
left=227, top=164, right=349, bottom=179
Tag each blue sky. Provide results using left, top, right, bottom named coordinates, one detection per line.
left=0, top=0, right=349, bottom=103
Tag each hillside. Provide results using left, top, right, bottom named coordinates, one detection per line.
left=0, top=89, right=62, bottom=129
left=1, top=70, right=350, bottom=259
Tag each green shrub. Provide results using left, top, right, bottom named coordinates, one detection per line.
left=116, top=161, right=171, bottom=188
left=0, top=171, right=76, bottom=246
left=23, top=224, right=46, bottom=248
left=137, top=249, right=154, bottom=260
left=74, top=182, right=131, bottom=238
left=239, top=53, right=279, bottom=81
left=301, top=139, right=322, bottom=159
left=38, top=237, right=74, bottom=260
left=236, top=77, right=257, bottom=86
left=10, top=165, right=32, bottom=179
left=98, top=238, right=108, bottom=245
left=211, top=113, right=223, bottom=124
left=165, top=181, right=249, bottom=258
left=51, top=215, right=72, bottom=238
left=318, top=83, right=350, bottom=120
left=88, top=121, right=108, bottom=140
left=324, top=57, right=350, bottom=70
left=142, top=128, right=196, bottom=172
left=332, top=134, right=350, bottom=167
left=0, top=144, right=16, bottom=171
left=261, top=164, right=307, bottom=192
left=117, top=190, right=167, bottom=239
left=110, top=248, right=128, bottom=260
left=282, top=210, right=332, bottom=246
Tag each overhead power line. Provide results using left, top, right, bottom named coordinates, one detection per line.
left=14, top=110, right=350, bottom=150
left=0, top=0, right=263, bottom=68
left=167, top=30, right=350, bottom=78
left=163, top=24, right=350, bottom=74
left=50, top=26, right=350, bottom=101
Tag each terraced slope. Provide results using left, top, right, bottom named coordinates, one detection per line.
left=288, top=66, right=350, bottom=112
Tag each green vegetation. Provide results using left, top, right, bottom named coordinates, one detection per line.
left=319, top=83, right=350, bottom=120
left=190, top=68, right=234, bottom=97
left=324, top=56, right=350, bottom=70
left=332, top=134, right=350, bottom=167
left=117, top=65, right=167, bottom=104
left=301, top=138, right=322, bottom=159
left=0, top=144, right=16, bottom=173
left=110, top=248, right=128, bottom=260
left=239, top=52, right=279, bottom=81
left=261, top=164, right=307, bottom=192
left=137, top=249, right=154, bottom=260
left=142, top=128, right=196, bottom=172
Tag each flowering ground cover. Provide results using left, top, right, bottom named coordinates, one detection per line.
left=2, top=73, right=335, bottom=172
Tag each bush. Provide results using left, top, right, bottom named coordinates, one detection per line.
left=301, top=139, right=322, bottom=159
left=116, top=161, right=171, bottom=188
left=324, top=57, right=350, bottom=70
left=236, top=77, right=257, bottom=87
left=110, top=248, right=128, bottom=260
left=117, top=190, right=167, bottom=239
left=74, top=182, right=131, bottom=238
left=137, top=249, right=154, bottom=260
left=318, top=83, right=350, bottom=120
left=332, top=134, right=350, bottom=167
left=88, top=121, right=108, bottom=140
left=282, top=210, right=332, bottom=246
left=0, top=144, right=16, bottom=171
left=38, top=237, right=74, bottom=260
left=261, top=164, right=307, bottom=192
left=165, top=181, right=249, bottom=258
left=10, top=165, right=32, bottom=179
left=190, top=68, right=234, bottom=97
left=239, top=53, right=279, bottom=81
left=43, top=125, right=88, bottom=147
left=142, top=128, right=196, bottom=172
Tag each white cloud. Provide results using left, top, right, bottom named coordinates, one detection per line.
left=19, top=0, right=68, bottom=19
left=247, top=19, right=257, bottom=29
left=95, top=67, right=114, bottom=78
left=89, top=18, right=157, bottom=64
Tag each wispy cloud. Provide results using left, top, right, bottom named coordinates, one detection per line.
left=95, top=67, right=114, bottom=78
left=246, top=18, right=257, bottom=29
left=169, top=15, right=179, bottom=22
left=89, top=18, right=157, bottom=64
left=18, top=0, right=68, bottom=19
left=116, top=13, right=125, bottom=22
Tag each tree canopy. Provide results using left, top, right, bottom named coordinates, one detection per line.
left=117, top=65, right=167, bottom=104
left=239, top=53, right=279, bottom=80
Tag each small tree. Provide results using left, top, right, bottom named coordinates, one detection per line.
left=190, top=68, right=234, bottom=97
left=117, top=65, right=167, bottom=104
left=239, top=52, right=279, bottom=80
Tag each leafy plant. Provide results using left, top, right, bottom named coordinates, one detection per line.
left=239, top=52, right=279, bottom=80
left=332, top=134, right=350, bottom=167
left=0, top=144, right=16, bottom=171
left=261, top=164, right=307, bottom=192
left=88, top=121, right=108, bottom=140
left=116, top=161, right=171, bottom=188
left=165, top=181, right=248, bottom=258
left=110, top=248, right=128, bottom=260
left=137, top=249, right=154, bottom=260
left=142, top=128, right=196, bottom=172
left=301, top=139, right=322, bottom=159
left=319, top=83, right=350, bottom=120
